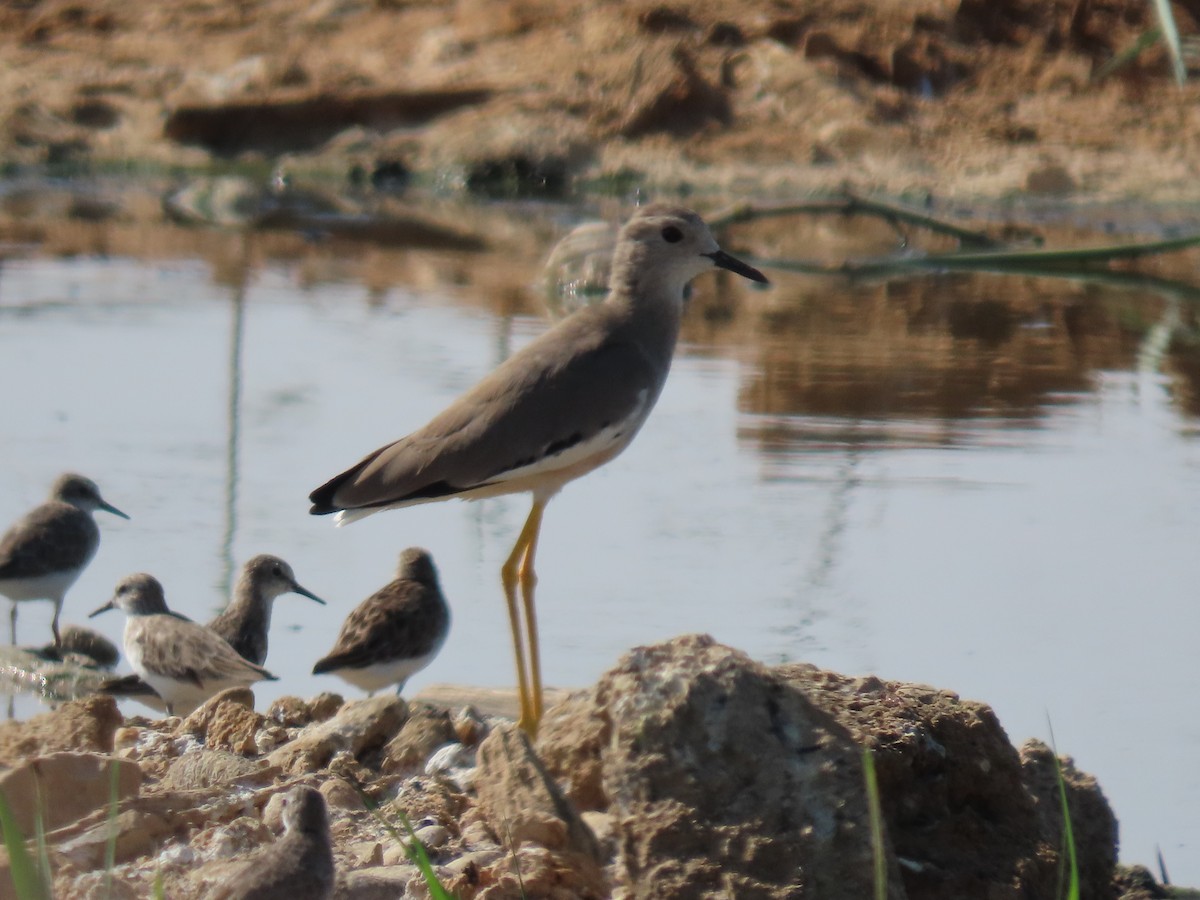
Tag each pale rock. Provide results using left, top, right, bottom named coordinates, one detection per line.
left=0, top=752, right=141, bottom=835
left=440, top=847, right=504, bottom=880
left=56, top=807, right=174, bottom=869
left=379, top=703, right=454, bottom=774
left=475, top=844, right=607, bottom=899
left=579, top=810, right=615, bottom=857
left=320, top=776, right=366, bottom=812
left=412, top=823, right=449, bottom=851
left=334, top=865, right=419, bottom=900
left=268, top=693, right=343, bottom=728
left=254, top=723, right=288, bottom=754
left=475, top=723, right=600, bottom=861
left=267, top=695, right=407, bottom=775
left=262, top=788, right=289, bottom=831
left=459, top=817, right=499, bottom=850
left=178, top=687, right=265, bottom=755
left=451, top=705, right=488, bottom=746
left=537, top=634, right=906, bottom=899
left=52, top=869, right=140, bottom=899
left=349, top=840, right=383, bottom=866
left=424, top=741, right=474, bottom=789
left=158, top=748, right=273, bottom=791
left=0, top=696, right=122, bottom=765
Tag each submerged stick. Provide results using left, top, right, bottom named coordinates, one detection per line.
left=709, top=193, right=1003, bottom=248
left=755, top=230, right=1200, bottom=278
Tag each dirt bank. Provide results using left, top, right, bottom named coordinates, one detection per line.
left=0, top=636, right=1178, bottom=899
left=3, top=0, right=1200, bottom=201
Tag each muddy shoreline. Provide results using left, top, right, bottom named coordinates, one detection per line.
left=3, top=0, right=1200, bottom=203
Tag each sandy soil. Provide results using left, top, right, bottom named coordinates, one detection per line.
left=3, top=0, right=1200, bottom=202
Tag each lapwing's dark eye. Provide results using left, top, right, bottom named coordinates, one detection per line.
left=661, top=225, right=683, bottom=243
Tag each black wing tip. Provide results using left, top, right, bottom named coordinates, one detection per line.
left=309, top=478, right=345, bottom=516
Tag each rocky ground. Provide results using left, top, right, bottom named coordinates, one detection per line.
left=0, top=635, right=1183, bottom=899
left=3, top=2, right=1200, bottom=897
left=2, top=0, right=1200, bottom=201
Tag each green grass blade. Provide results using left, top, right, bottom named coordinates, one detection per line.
left=152, top=868, right=165, bottom=900
left=861, top=748, right=888, bottom=900
left=1155, top=845, right=1171, bottom=885
left=31, top=783, right=50, bottom=900
left=393, top=808, right=455, bottom=900
left=1150, top=0, right=1187, bottom=85
left=0, top=789, right=50, bottom=900
left=1094, top=27, right=1161, bottom=81
left=352, top=785, right=456, bottom=900
left=1046, top=722, right=1081, bottom=900
left=1053, top=755, right=1081, bottom=900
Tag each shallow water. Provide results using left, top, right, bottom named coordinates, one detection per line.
left=2, top=182, right=1200, bottom=882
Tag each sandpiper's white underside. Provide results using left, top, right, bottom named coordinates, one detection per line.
left=125, top=621, right=267, bottom=716
left=325, top=649, right=440, bottom=695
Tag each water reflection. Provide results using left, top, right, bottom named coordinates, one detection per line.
left=220, top=239, right=248, bottom=597
left=737, top=274, right=1159, bottom=426
left=3, top=180, right=1200, bottom=881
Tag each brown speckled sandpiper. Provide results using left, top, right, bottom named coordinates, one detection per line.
left=0, top=473, right=129, bottom=646
left=208, top=554, right=326, bottom=665
left=90, top=573, right=277, bottom=716
left=312, top=547, right=449, bottom=695
left=204, top=785, right=334, bottom=900
left=100, top=554, right=324, bottom=709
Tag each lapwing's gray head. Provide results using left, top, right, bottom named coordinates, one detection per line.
left=398, top=547, right=439, bottom=585
left=281, top=785, right=329, bottom=837
left=612, top=205, right=768, bottom=302
left=241, top=554, right=326, bottom=606
left=90, top=573, right=169, bottom=618
left=52, top=473, right=130, bottom=520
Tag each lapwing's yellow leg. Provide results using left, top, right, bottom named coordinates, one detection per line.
left=501, top=541, right=533, bottom=731
left=517, top=500, right=546, bottom=727
left=502, top=498, right=547, bottom=735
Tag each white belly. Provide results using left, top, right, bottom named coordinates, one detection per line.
left=125, top=623, right=264, bottom=716
left=0, top=568, right=83, bottom=602
left=328, top=650, right=439, bottom=695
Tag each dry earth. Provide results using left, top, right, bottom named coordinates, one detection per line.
left=0, top=636, right=1178, bottom=899
left=2, top=0, right=1200, bottom=201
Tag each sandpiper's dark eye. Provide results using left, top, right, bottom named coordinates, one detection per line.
left=661, top=225, right=683, bottom=243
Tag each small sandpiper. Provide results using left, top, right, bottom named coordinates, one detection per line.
left=90, top=573, right=278, bottom=716
left=204, top=785, right=334, bottom=900
left=0, top=473, right=129, bottom=646
left=98, top=554, right=324, bottom=708
left=312, top=547, right=449, bottom=696
left=206, top=554, right=326, bottom=665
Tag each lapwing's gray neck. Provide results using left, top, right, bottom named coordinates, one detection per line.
left=609, top=240, right=690, bottom=317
